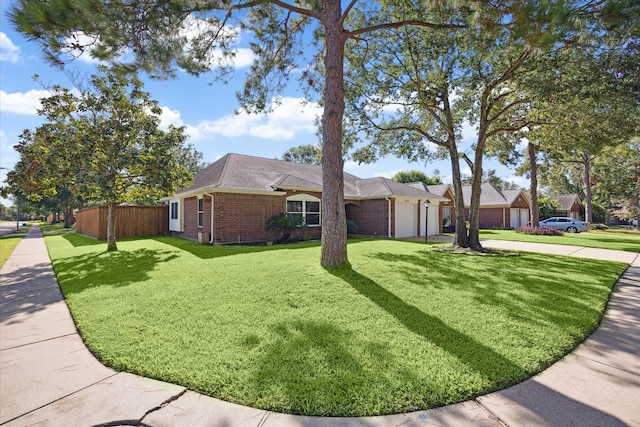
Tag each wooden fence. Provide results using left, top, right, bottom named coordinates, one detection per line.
left=76, top=205, right=169, bottom=240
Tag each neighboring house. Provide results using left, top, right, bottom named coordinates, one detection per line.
left=408, top=183, right=457, bottom=233
left=166, top=153, right=447, bottom=244
left=549, top=194, right=582, bottom=220
left=461, top=183, right=531, bottom=229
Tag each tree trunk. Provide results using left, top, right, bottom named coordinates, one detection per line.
left=467, top=95, right=489, bottom=251
left=582, top=153, right=593, bottom=223
left=107, top=200, right=118, bottom=251
left=63, top=197, right=73, bottom=228
left=320, top=2, right=348, bottom=268
left=528, top=142, right=539, bottom=227
left=448, top=142, right=469, bottom=248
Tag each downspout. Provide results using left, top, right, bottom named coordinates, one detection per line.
left=385, top=197, right=392, bottom=238
left=206, top=193, right=214, bottom=244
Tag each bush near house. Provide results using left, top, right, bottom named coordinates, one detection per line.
left=516, top=226, right=564, bottom=235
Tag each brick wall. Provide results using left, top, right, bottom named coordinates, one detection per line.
left=346, top=199, right=391, bottom=237
left=479, top=207, right=506, bottom=229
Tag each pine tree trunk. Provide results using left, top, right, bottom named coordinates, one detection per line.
left=528, top=142, right=539, bottom=227
left=320, top=1, right=348, bottom=268
left=449, top=143, right=469, bottom=248
left=582, top=153, right=593, bottom=223
left=107, top=200, right=118, bottom=251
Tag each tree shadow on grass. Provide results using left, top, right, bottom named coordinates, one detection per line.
left=327, top=266, right=524, bottom=387
left=152, top=236, right=319, bottom=260
left=62, top=233, right=104, bottom=247
left=365, top=250, right=618, bottom=334
left=247, top=319, right=420, bottom=416
left=53, top=249, right=178, bottom=295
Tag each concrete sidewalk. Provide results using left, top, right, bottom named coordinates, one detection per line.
left=1, top=225, right=638, bottom=426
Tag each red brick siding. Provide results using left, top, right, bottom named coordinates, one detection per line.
left=214, top=193, right=285, bottom=243
left=479, top=208, right=506, bottom=229
left=346, top=199, right=391, bottom=237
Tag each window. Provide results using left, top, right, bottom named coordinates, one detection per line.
left=170, top=202, right=179, bottom=220
left=442, top=206, right=452, bottom=227
left=286, top=195, right=321, bottom=226
left=197, top=198, right=204, bottom=227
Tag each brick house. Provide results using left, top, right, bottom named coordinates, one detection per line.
left=461, top=183, right=531, bottom=229
left=166, top=153, right=447, bottom=244
left=549, top=194, right=582, bottom=220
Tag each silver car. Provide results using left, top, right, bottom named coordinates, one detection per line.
left=540, top=217, right=589, bottom=233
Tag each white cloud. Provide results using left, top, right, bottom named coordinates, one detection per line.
left=374, top=169, right=401, bottom=179
left=460, top=120, right=476, bottom=143
left=460, top=166, right=472, bottom=176
left=167, top=97, right=321, bottom=141
left=180, top=16, right=254, bottom=69
left=505, top=174, right=528, bottom=188
left=0, top=89, right=48, bottom=115
left=0, top=32, right=20, bottom=62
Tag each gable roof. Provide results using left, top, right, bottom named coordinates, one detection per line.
left=461, top=183, right=529, bottom=207
left=175, top=153, right=447, bottom=200
left=549, top=194, right=581, bottom=211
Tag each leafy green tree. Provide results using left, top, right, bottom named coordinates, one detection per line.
left=461, top=170, right=520, bottom=190
left=344, top=2, right=580, bottom=249
left=282, top=144, right=322, bottom=166
left=7, top=67, right=193, bottom=251
left=591, top=139, right=640, bottom=222
left=392, top=170, right=441, bottom=185
left=537, top=196, right=559, bottom=220
left=9, top=0, right=464, bottom=267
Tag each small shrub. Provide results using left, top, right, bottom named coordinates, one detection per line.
left=346, top=219, right=358, bottom=234
left=516, top=226, right=564, bottom=235
left=591, top=223, right=609, bottom=230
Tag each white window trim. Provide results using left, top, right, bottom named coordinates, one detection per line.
left=286, top=194, right=321, bottom=227
left=197, top=197, right=204, bottom=228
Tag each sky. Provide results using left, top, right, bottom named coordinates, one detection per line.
left=0, top=3, right=528, bottom=207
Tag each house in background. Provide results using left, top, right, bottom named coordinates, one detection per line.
left=461, top=183, right=531, bottom=229
left=166, top=153, right=447, bottom=244
left=549, top=194, right=582, bottom=220
left=408, top=183, right=457, bottom=233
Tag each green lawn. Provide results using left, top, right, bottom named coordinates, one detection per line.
left=46, top=235, right=626, bottom=416
left=38, top=222, right=76, bottom=235
left=0, top=236, right=22, bottom=268
left=479, top=229, right=640, bottom=252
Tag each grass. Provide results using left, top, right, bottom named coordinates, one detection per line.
left=0, top=236, right=22, bottom=268
left=479, top=229, right=640, bottom=252
left=45, top=235, right=626, bottom=417
left=38, top=222, right=76, bottom=235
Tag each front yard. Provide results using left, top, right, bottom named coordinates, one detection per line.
left=46, top=235, right=626, bottom=416
left=479, top=228, right=640, bottom=252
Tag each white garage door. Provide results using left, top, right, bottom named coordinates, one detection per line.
left=510, top=208, right=529, bottom=228
left=396, top=201, right=417, bottom=238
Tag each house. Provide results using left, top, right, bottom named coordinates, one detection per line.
left=461, top=183, right=531, bottom=229
left=166, top=153, right=448, bottom=244
left=408, top=183, right=457, bottom=233
left=549, top=194, right=582, bottom=220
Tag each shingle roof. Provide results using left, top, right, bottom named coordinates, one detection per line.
left=549, top=194, right=581, bottom=211
left=461, top=183, right=528, bottom=207
left=176, top=153, right=447, bottom=200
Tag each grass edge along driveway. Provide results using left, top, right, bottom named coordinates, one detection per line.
left=478, top=229, right=640, bottom=252
left=45, top=235, right=627, bottom=417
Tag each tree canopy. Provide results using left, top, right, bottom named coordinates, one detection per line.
left=6, top=66, right=195, bottom=250
left=392, top=170, right=441, bottom=186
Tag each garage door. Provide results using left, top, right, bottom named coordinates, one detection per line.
left=396, top=201, right=417, bottom=238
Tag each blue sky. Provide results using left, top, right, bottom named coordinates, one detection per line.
left=0, top=3, right=526, bottom=206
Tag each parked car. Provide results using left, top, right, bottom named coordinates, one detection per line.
left=540, top=217, right=589, bottom=233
